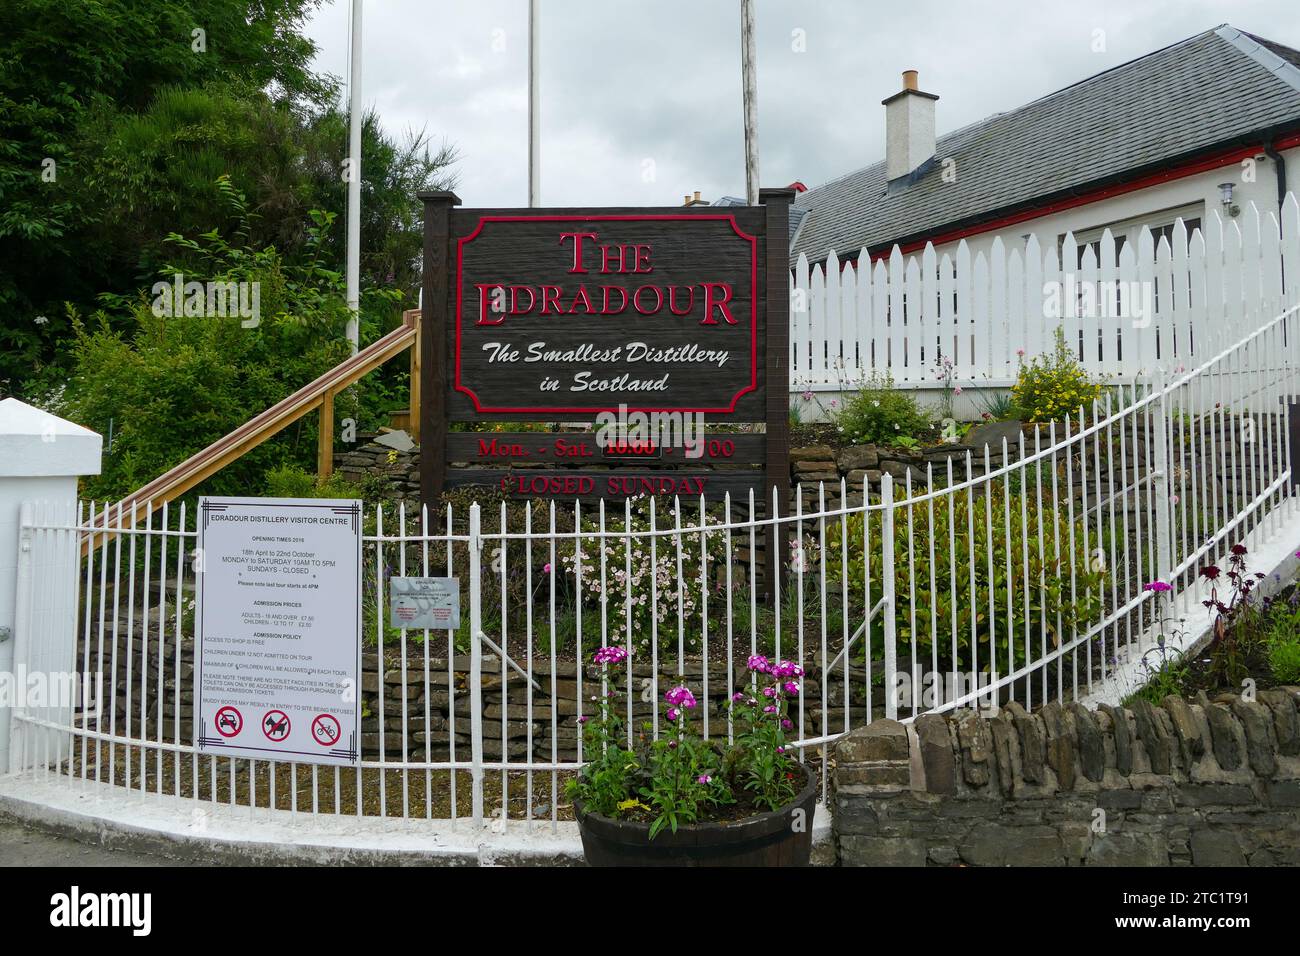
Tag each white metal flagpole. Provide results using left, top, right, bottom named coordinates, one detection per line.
left=528, top=0, right=540, bottom=207
left=740, top=0, right=759, bottom=206
left=346, top=0, right=364, bottom=354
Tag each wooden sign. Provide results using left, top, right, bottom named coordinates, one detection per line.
left=450, top=212, right=764, bottom=419
left=419, top=191, right=793, bottom=517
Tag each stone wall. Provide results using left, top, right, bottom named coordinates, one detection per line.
left=834, top=690, right=1300, bottom=866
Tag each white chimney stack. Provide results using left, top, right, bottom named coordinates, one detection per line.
left=883, top=70, right=938, bottom=182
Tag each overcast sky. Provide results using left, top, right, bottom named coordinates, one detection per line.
left=304, top=0, right=1300, bottom=208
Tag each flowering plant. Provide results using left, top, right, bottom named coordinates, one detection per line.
left=566, top=647, right=805, bottom=839
left=1199, top=543, right=1267, bottom=687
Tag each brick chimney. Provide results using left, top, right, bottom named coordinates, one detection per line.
left=882, top=70, right=938, bottom=182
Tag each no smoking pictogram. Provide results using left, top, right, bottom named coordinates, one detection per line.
left=311, top=713, right=341, bottom=746
left=214, top=706, right=242, bottom=738
left=262, top=709, right=291, bottom=742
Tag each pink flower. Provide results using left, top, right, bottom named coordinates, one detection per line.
left=783, top=681, right=800, bottom=695
left=666, top=707, right=679, bottom=721
left=763, top=705, right=778, bottom=714
left=781, top=718, right=793, bottom=730
left=543, top=563, right=552, bottom=573
left=1016, top=347, right=1026, bottom=356
left=953, top=386, right=963, bottom=396
left=696, top=774, right=711, bottom=784
left=1143, top=581, right=1172, bottom=593
left=747, top=654, right=771, bottom=674
left=592, top=646, right=628, bottom=666
left=665, top=686, right=697, bottom=709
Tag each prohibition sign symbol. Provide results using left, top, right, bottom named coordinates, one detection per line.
left=214, top=706, right=242, bottom=738
left=312, top=713, right=341, bottom=747
left=262, top=709, right=291, bottom=742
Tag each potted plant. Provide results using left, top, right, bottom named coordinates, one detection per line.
left=567, top=647, right=818, bottom=867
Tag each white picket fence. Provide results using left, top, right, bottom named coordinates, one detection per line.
left=790, top=194, right=1300, bottom=391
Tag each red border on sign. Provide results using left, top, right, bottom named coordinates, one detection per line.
left=311, top=713, right=341, bottom=747
left=261, top=709, right=291, bottom=742
left=453, top=214, right=760, bottom=414
left=214, top=706, right=242, bottom=738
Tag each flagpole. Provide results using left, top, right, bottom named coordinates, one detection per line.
left=528, top=0, right=541, bottom=207
left=346, top=0, right=364, bottom=354
left=740, top=0, right=759, bottom=206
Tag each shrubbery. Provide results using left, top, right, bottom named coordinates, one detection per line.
left=832, top=371, right=931, bottom=445
left=823, top=479, right=1107, bottom=675
left=1010, top=328, right=1103, bottom=423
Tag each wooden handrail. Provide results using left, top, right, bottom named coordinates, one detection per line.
left=84, top=310, right=421, bottom=551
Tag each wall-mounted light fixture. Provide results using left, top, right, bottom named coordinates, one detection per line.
left=1218, top=182, right=1241, bottom=217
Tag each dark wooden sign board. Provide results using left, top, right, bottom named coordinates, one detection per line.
left=419, top=189, right=793, bottom=597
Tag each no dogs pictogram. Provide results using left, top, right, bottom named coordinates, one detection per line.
left=312, top=714, right=341, bottom=746
left=214, top=706, right=242, bottom=738
left=262, top=709, right=291, bottom=742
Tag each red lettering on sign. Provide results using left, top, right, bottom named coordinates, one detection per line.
left=633, top=285, right=664, bottom=315
left=558, top=231, right=598, bottom=273
left=601, top=286, right=628, bottom=315
left=540, top=285, right=562, bottom=315
left=475, top=283, right=506, bottom=325
left=568, top=285, right=593, bottom=315
left=699, top=282, right=736, bottom=325
left=667, top=285, right=695, bottom=316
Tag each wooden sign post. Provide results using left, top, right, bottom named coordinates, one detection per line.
left=418, top=189, right=793, bottom=598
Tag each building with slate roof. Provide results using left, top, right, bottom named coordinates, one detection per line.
left=789, top=25, right=1300, bottom=270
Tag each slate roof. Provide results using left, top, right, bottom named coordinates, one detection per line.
left=790, top=25, right=1300, bottom=266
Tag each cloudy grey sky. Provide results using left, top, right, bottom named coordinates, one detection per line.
left=304, top=0, right=1300, bottom=208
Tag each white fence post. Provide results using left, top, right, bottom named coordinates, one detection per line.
left=0, top=400, right=101, bottom=775
left=468, top=501, right=485, bottom=827
left=1152, top=368, right=1174, bottom=592
left=879, top=474, right=898, bottom=720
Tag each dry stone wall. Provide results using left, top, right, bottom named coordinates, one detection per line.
left=834, top=690, right=1300, bottom=866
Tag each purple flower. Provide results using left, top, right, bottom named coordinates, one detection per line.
left=763, top=705, right=778, bottom=714
left=777, top=746, right=786, bottom=754
left=696, top=774, right=711, bottom=784
left=781, top=718, right=793, bottom=730
left=1142, top=581, right=1172, bottom=593
left=762, top=686, right=777, bottom=698
left=783, top=681, right=800, bottom=695
left=746, top=654, right=771, bottom=674
left=731, top=692, right=744, bottom=702
left=668, top=740, right=677, bottom=749
left=578, top=715, right=589, bottom=724
left=666, top=708, right=679, bottom=722
left=592, top=645, right=629, bottom=666
left=665, top=686, right=697, bottom=709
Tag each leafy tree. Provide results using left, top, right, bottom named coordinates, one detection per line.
left=57, top=178, right=401, bottom=502
left=0, top=0, right=331, bottom=389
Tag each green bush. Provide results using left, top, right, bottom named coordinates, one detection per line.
left=1010, top=328, right=1103, bottom=423
left=1269, top=638, right=1300, bottom=684
left=833, top=371, right=931, bottom=445
left=824, top=479, right=1106, bottom=675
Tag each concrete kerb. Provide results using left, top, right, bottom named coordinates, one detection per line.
left=0, top=775, right=834, bottom=866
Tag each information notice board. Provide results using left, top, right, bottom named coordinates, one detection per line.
left=195, top=497, right=362, bottom=767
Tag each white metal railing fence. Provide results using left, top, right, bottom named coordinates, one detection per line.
left=8, top=308, right=1299, bottom=833
left=791, top=194, right=1300, bottom=391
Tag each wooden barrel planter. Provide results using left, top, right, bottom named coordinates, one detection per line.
left=572, top=764, right=818, bottom=867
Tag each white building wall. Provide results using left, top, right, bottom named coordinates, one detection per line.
left=923, top=146, right=1300, bottom=265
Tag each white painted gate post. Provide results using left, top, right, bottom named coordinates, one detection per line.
left=1151, top=369, right=1175, bottom=596
left=879, top=474, right=898, bottom=720
left=467, top=501, right=484, bottom=827
left=0, top=399, right=101, bottom=774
